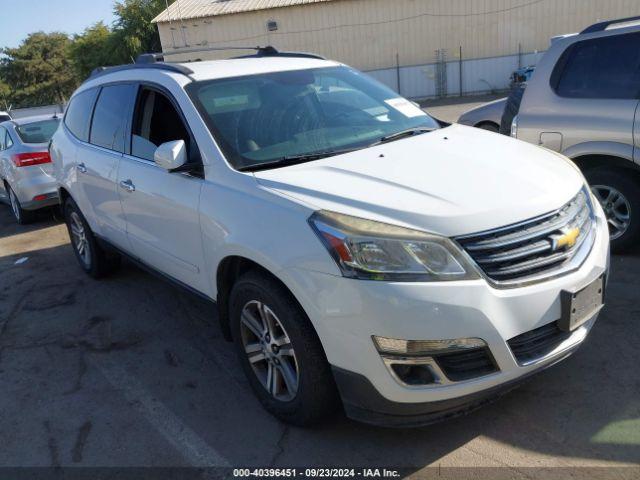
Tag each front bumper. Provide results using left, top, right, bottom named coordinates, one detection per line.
left=282, top=206, right=610, bottom=426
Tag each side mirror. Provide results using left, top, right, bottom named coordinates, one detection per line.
left=154, top=140, right=187, bottom=171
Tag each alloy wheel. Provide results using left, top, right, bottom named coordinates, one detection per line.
left=69, top=211, right=91, bottom=267
left=592, top=185, right=631, bottom=241
left=240, top=300, right=299, bottom=402
left=8, top=188, right=20, bottom=222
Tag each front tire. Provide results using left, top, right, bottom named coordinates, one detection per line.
left=229, top=271, right=339, bottom=426
left=64, top=197, right=121, bottom=278
left=585, top=168, right=640, bottom=252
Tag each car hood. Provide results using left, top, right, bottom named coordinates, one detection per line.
left=253, top=124, right=584, bottom=237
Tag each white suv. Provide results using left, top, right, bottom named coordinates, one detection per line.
left=52, top=48, right=610, bottom=427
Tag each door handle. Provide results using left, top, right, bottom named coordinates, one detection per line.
left=77, top=163, right=87, bottom=174
left=119, top=179, right=135, bottom=193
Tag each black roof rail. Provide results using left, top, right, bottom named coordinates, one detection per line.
left=581, top=15, right=640, bottom=34
left=147, top=45, right=325, bottom=61
left=235, top=46, right=326, bottom=60
left=87, top=62, right=194, bottom=81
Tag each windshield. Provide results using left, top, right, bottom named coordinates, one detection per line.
left=186, top=66, right=440, bottom=170
left=16, top=118, right=60, bottom=144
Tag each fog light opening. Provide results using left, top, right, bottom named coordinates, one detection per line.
left=390, top=363, right=436, bottom=386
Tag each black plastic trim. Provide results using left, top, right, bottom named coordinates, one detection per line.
left=580, top=15, right=640, bottom=34
left=88, top=63, right=194, bottom=82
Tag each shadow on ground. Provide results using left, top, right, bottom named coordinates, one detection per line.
left=0, top=204, right=638, bottom=473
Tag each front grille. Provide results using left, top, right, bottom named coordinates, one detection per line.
left=456, top=189, right=594, bottom=283
left=507, top=322, right=571, bottom=364
left=435, top=347, right=498, bottom=381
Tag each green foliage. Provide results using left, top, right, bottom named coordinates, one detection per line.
left=112, top=0, right=167, bottom=61
left=0, top=0, right=171, bottom=108
left=0, top=32, right=77, bottom=108
left=68, top=22, right=119, bottom=80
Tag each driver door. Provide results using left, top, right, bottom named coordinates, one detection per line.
left=118, top=84, right=208, bottom=294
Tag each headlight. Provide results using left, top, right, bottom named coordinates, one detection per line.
left=309, top=211, right=479, bottom=281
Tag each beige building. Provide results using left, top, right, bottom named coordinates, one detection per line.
left=153, top=0, right=640, bottom=98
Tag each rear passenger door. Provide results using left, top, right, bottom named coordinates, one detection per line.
left=76, top=84, right=137, bottom=249
left=118, top=84, right=207, bottom=293
left=545, top=31, right=640, bottom=154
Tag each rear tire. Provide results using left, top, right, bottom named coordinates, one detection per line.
left=585, top=168, right=640, bottom=253
left=64, top=197, right=121, bottom=278
left=7, top=185, right=35, bottom=225
left=476, top=122, right=499, bottom=133
left=229, top=270, right=339, bottom=426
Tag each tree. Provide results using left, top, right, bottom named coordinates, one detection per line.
left=112, top=0, right=169, bottom=61
left=68, top=22, right=119, bottom=80
left=0, top=32, right=77, bottom=108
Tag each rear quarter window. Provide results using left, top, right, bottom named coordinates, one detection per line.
left=64, top=88, right=99, bottom=142
left=552, top=32, right=640, bottom=99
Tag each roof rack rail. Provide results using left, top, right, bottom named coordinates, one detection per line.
left=580, top=15, right=640, bottom=34
left=149, top=45, right=325, bottom=61
left=87, top=62, right=194, bottom=81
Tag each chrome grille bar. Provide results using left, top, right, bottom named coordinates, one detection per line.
left=456, top=189, right=596, bottom=283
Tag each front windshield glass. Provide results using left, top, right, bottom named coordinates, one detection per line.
left=186, top=66, right=440, bottom=170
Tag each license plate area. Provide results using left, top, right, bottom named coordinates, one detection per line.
left=559, top=276, right=604, bottom=332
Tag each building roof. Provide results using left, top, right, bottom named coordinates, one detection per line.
left=153, top=0, right=338, bottom=23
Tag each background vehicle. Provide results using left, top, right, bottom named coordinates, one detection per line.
left=457, top=66, right=536, bottom=133
left=52, top=49, right=609, bottom=427
left=457, top=97, right=506, bottom=133
left=0, top=111, right=11, bottom=122
left=0, top=115, right=61, bottom=224
left=511, top=16, right=640, bottom=251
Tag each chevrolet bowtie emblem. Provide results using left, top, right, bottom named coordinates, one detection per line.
left=551, top=227, right=580, bottom=251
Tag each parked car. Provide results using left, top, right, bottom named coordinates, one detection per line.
left=0, top=115, right=61, bottom=224
left=511, top=16, right=640, bottom=251
left=52, top=48, right=609, bottom=427
left=457, top=97, right=507, bottom=132
left=457, top=66, right=536, bottom=133
left=0, top=111, right=11, bottom=122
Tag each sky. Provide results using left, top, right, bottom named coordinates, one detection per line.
left=0, top=0, right=118, bottom=49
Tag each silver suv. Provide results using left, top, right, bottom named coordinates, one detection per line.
left=513, top=16, right=640, bottom=251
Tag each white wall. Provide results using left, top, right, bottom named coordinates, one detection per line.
left=366, top=52, right=543, bottom=99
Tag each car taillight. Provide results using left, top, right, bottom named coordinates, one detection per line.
left=12, top=152, right=52, bottom=167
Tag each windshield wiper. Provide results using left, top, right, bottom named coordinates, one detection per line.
left=376, top=127, right=435, bottom=145
left=237, top=147, right=360, bottom=172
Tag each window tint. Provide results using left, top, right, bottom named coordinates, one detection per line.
left=186, top=66, right=439, bottom=170
left=90, top=84, right=136, bottom=152
left=131, top=88, right=190, bottom=162
left=5, top=129, right=13, bottom=149
left=555, top=32, right=640, bottom=99
left=0, top=127, right=5, bottom=150
left=64, top=88, right=98, bottom=142
left=16, top=119, right=60, bottom=144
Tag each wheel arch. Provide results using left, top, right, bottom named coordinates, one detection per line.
left=570, top=154, right=640, bottom=178
left=474, top=120, right=500, bottom=131
left=215, top=255, right=306, bottom=342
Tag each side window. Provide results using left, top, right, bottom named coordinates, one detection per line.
left=554, top=32, right=640, bottom=99
left=131, top=88, right=191, bottom=162
left=5, top=130, right=13, bottom=149
left=90, top=84, right=136, bottom=152
left=64, top=88, right=99, bottom=142
left=0, top=127, right=5, bottom=150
